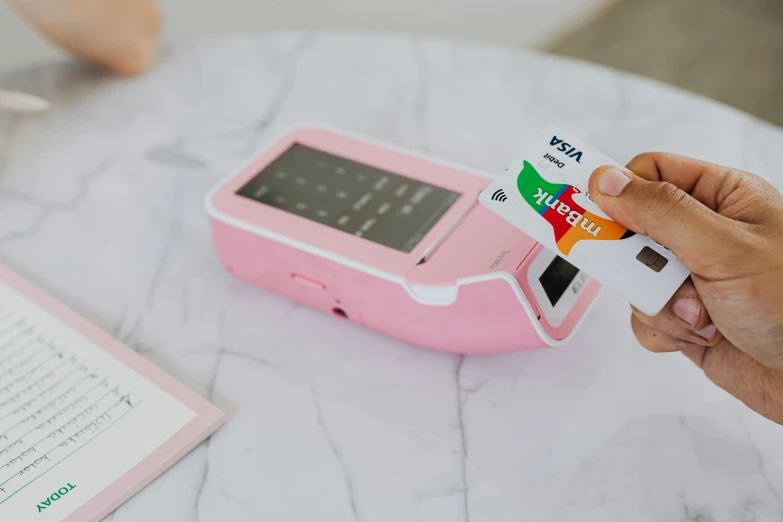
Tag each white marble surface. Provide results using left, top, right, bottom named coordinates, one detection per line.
left=1, top=34, right=783, bottom=522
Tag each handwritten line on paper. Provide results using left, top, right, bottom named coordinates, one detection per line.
left=0, top=344, right=51, bottom=381
left=0, top=335, right=40, bottom=371
left=0, top=402, right=141, bottom=507
left=0, top=278, right=203, bottom=520
left=0, top=351, right=66, bottom=400
left=0, top=358, right=80, bottom=414
left=0, top=388, right=113, bottom=471
left=0, top=365, right=87, bottom=426
left=0, top=308, right=144, bottom=506
left=0, top=378, right=105, bottom=455
left=1, top=372, right=97, bottom=435
left=0, top=346, right=59, bottom=391
left=0, top=385, right=141, bottom=494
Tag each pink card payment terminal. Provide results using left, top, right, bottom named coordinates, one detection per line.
left=206, top=125, right=600, bottom=354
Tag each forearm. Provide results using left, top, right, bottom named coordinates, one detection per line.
left=8, top=0, right=161, bottom=76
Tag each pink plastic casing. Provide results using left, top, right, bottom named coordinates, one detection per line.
left=206, top=126, right=600, bottom=354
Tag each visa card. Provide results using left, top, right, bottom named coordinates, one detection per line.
left=478, top=125, right=690, bottom=316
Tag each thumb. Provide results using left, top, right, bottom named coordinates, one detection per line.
left=588, top=165, right=740, bottom=272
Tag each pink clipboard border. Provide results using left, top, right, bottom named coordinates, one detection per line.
left=0, top=262, right=227, bottom=522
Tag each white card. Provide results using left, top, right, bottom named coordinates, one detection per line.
left=478, top=125, right=690, bottom=316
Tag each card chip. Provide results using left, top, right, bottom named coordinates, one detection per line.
left=636, top=246, right=668, bottom=272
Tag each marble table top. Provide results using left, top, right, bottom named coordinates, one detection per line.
left=1, top=34, right=783, bottom=522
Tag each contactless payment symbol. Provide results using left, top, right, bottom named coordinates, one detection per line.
left=516, top=160, right=635, bottom=255
left=491, top=189, right=508, bottom=202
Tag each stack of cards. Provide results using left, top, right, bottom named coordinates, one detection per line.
left=478, top=125, right=690, bottom=315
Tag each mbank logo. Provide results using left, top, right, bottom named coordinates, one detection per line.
left=531, top=187, right=602, bottom=237
left=516, top=160, right=634, bottom=255
left=549, top=136, right=583, bottom=164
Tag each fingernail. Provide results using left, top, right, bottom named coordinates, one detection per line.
left=694, top=322, right=717, bottom=341
left=673, top=297, right=701, bottom=326
left=597, top=167, right=632, bottom=196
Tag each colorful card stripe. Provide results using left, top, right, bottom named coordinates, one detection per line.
left=516, top=161, right=634, bottom=255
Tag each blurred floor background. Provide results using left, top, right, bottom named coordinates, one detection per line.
left=1, top=0, right=782, bottom=127
left=550, top=0, right=783, bottom=127
left=0, top=0, right=616, bottom=69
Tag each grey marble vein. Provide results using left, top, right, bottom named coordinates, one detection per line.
left=211, top=34, right=317, bottom=155
left=311, top=387, right=360, bottom=521
left=145, top=168, right=186, bottom=307
left=216, top=488, right=264, bottom=521
left=737, top=412, right=783, bottom=510
left=195, top=308, right=226, bottom=522
left=146, top=142, right=208, bottom=170
left=0, top=158, right=112, bottom=248
left=454, top=355, right=470, bottom=522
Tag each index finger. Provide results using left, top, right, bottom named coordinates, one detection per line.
left=625, top=153, right=736, bottom=212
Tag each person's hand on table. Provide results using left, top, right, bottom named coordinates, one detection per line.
left=7, top=0, right=161, bottom=76
left=589, top=153, right=783, bottom=425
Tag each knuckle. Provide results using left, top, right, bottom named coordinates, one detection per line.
left=627, top=151, right=662, bottom=168
left=652, top=181, right=686, bottom=209
left=645, top=181, right=693, bottom=228
left=628, top=152, right=654, bottom=167
left=626, top=153, right=660, bottom=181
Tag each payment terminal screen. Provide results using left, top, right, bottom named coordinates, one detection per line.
left=539, top=256, right=580, bottom=306
left=236, top=144, right=461, bottom=253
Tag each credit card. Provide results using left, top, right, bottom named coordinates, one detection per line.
left=478, top=124, right=690, bottom=316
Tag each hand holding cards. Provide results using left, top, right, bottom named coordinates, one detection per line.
left=479, top=125, right=690, bottom=315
